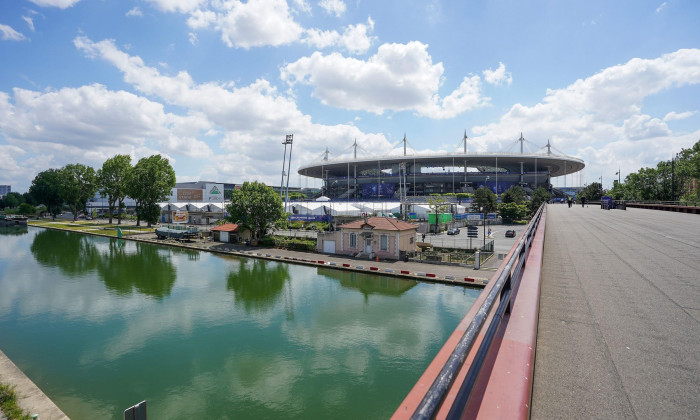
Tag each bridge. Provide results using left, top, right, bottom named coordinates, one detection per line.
left=393, top=204, right=699, bottom=419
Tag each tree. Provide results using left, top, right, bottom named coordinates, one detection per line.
left=29, top=168, right=63, bottom=219
left=498, top=202, right=529, bottom=223
left=501, top=185, right=525, bottom=204
left=471, top=187, right=497, bottom=214
left=98, top=154, right=132, bottom=225
left=226, top=181, right=283, bottom=239
left=529, top=187, right=552, bottom=214
left=59, top=164, right=97, bottom=221
left=127, top=155, right=176, bottom=227
left=18, top=202, right=37, bottom=216
left=1, top=192, right=23, bottom=210
left=428, top=195, right=449, bottom=232
left=580, top=182, right=604, bottom=201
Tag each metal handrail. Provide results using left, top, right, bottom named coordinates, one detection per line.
left=410, top=204, right=545, bottom=420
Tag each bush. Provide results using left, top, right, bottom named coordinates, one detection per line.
left=269, top=236, right=317, bottom=251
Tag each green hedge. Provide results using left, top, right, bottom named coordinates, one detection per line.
left=260, top=236, right=317, bottom=252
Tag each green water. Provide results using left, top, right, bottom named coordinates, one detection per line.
left=0, top=227, right=479, bottom=419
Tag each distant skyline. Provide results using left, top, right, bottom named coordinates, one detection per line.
left=1, top=0, right=699, bottom=193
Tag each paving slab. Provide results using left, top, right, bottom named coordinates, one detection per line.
left=532, top=205, right=700, bottom=419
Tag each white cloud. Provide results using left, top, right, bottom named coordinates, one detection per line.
left=0, top=83, right=213, bottom=174
left=663, top=110, right=695, bottom=121
left=292, top=0, right=312, bottom=15
left=145, top=0, right=205, bottom=14
left=126, top=7, right=143, bottom=17
left=187, top=0, right=304, bottom=48
left=71, top=35, right=392, bottom=186
left=319, top=0, right=346, bottom=17
left=282, top=41, right=489, bottom=118
left=655, top=2, right=668, bottom=13
left=469, top=48, right=700, bottom=184
left=22, top=16, right=36, bottom=32
left=0, top=24, right=27, bottom=41
left=483, top=62, right=512, bottom=86
left=28, top=0, right=81, bottom=9
left=302, top=17, right=375, bottom=54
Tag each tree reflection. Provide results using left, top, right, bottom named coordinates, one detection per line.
left=97, top=240, right=176, bottom=299
left=0, top=226, right=28, bottom=236
left=30, top=229, right=100, bottom=276
left=227, top=259, right=289, bottom=313
left=30, top=230, right=176, bottom=298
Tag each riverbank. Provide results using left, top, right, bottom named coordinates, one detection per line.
left=28, top=221, right=492, bottom=287
left=0, top=350, right=69, bottom=420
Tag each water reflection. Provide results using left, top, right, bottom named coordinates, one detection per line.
left=227, top=259, right=289, bottom=313
left=30, top=229, right=100, bottom=276
left=0, top=226, right=28, bottom=236
left=29, top=229, right=176, bottom=298
left=98, top=241, right=176, bottom=298
left=318, top=268, right=418, bottom=299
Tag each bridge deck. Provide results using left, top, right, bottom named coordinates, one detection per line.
left=532, top=205, right=699, bottom=419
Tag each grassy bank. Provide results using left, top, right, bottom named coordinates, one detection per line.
left=29, top=220, right=155, bottom=237
left=0, top=383, right=31, bottom=420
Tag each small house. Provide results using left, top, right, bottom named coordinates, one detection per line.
left=318, top=216, right=418, bottom=260
left=211, top=223, right=252, bottom=243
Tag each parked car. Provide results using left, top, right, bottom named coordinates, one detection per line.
left=447, top=227, right=460, bottom=235
left=505, top=229, right=516, bottom=238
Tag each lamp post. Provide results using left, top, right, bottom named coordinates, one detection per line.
left=480, top=206, right=485, bottom=248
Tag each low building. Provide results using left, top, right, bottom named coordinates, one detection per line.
left=318, top=216, right=418, bottom=260
left=211, top=223, right=252, bottom=243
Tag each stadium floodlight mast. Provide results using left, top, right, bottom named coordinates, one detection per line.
left=280, top=134, right=294, bottom=212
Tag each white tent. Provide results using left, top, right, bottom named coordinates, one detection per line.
left=315, top=196, right=331, bottom=202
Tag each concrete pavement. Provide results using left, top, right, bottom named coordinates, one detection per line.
left=531, top=205, right=700, bottom=419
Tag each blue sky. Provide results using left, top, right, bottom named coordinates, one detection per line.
left=1, top=0, right=699, bottom=193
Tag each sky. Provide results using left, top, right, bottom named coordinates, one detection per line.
left=1, top=0, right=699, bottom=193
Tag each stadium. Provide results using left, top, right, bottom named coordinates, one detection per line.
left=297, top=134, right=585, bottom=200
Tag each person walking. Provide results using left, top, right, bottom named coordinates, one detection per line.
left=581, top=196, right=586, bottom=207
left=567, top=196, right=572, bottom=208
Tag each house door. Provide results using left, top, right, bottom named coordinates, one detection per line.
left=365, top=238, right=372, bottom=254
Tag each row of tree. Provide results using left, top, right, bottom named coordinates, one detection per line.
left=606, top=140, right=699, bottom=202
left=25, top=154, right=175, bottom=226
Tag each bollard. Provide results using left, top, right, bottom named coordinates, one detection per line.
left=475, top=250, right=480, bottom=270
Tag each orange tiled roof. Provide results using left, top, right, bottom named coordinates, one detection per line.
left=338, top=217, right=417, bottom=231
left=211, top=223, right=239, bottom=232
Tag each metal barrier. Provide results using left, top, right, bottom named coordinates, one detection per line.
left=409, top=204, right=545, bottom=420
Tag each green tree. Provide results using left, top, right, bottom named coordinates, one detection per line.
left=501, top=185, right=525, bottom=204
left=59, top=163, right=97, bottom=221
left=471, top=187, right=497, bottom=214
left=29, top=168, right=63, bottom=219
left=428, top=196, right=449, bottom=232
left=98, top=154, right=132, bottom=225
left=498, top=202, right=529, bottom=223
left=580, top=182, right=604, bottom=201
left=18, top=202, right=37, bottom=216
left=226, top=181, right=283, bottom=239
left=529, top=187, right=552, bottom=214
left=127, top=155, right=176, bottom=227
left=1, top=192, right=23, bottom=210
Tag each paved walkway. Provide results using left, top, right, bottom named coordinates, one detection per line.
left=131, top=233, right=495, bottom=286
left=532, top=205, right=700, bottom=419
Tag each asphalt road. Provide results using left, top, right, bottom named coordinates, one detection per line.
left=531, top=204, right=700, bottom=419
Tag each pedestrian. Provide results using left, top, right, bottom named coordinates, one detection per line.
left=567, top=196, right=572, bottom=208
left=421, top=233, right=426, bottom=242
left=581, top=196, right=586, bottom=207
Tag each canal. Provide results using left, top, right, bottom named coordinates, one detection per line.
left=0, top=227, right=479, bottom=419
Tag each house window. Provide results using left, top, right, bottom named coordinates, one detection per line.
left=350, top=232, right=357, bottom=248
left=410, top=237, right=414, bottom=244
left=380, top=234, right=388, bottom=251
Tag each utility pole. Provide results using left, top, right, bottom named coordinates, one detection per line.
left=280, top=134, right=293, bottom=212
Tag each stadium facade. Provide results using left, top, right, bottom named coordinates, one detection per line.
left=297, top=135, right=585, bottom=199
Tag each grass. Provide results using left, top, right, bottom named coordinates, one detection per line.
left=28, top=220, right=156, bottom=236
left=0, top=383, right=32, bottom=420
